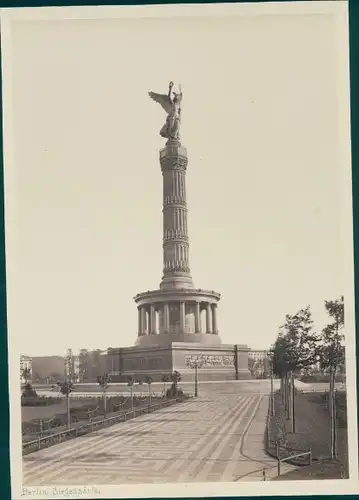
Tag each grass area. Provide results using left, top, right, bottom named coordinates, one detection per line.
left=273, top=460, right=347, bottom=481
left=305, top=390, right=347, bottom=427
left=299, top=374, right=345, bottom=383
left=267, top=390, right=349, bottom=480
left=21, top=394, right=164, bottom=442
left=22, top=398, right=94, bottom=423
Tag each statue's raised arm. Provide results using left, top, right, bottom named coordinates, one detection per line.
left=148, top=81, right=183, bottom=142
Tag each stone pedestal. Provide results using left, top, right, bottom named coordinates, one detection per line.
left=106, top=343, right=251, bottom=382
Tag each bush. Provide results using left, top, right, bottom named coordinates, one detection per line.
left=22, top=383, right=38, bottom=399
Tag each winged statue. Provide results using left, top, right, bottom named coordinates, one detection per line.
left=148, top=81, right=183, bottom=142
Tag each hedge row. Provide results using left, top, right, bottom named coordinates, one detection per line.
left=21, top=396, right=62, bottom=407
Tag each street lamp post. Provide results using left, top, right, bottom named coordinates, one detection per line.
left=188, top=359, right=204, bottom=397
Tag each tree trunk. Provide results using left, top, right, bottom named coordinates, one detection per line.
left=67, top=395, right=70, bottom=429
left=103, top=390, right=107, bottom=418
left=332, top=367, right=337, bottom=459
left=329, top=366, right=335, bottom=460
left=291, top=372, right=295, bottom=433
left=270, top=370, right=274, bottom=416
left=280, top=377, right=284, bottom=404
left=285, top=374, right=290, bottom=420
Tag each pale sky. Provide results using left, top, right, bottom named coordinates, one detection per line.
left=3, top=7, right=352, bottom=357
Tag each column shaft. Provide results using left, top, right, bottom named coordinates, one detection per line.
left=160, top=145, right=193, bottom=289
left=195, top=302, right=201, bottom=333
left=164, top=303, right=169, bottom=333
left=141, top=307, right=147, bottom=334
left=206, top=303, right=212, bottom=333
left=180, top=301, right=186, bottom=332
left=212, top=304, right=218, bottom=334
left=138, top=307, right=142, bottom=336
left=150, top=304, right=157, bottom=334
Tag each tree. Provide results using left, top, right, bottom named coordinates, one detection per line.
left=65, top=349, right=76, bottom=383
left=57, top=380, right=74, bottom=428
left=279, top=307, right=319, bottom=372
left=97, top=373, right=111, bottom=417
left=319, top=296, right=345, bottom=373
left=21, top=366, right=31, bottom=386
left=135, top=379, right=143, bottom=398
left=270, top=335, right=291, bottom=408
left=318, top=295, right=345, bottom=459
left=145, top=376, right=153, bottom=406
left=272, top=306, right=319, bottom=432
left=78, top=349, right=90, bottom=383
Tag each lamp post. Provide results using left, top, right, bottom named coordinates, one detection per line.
left=188, top=358, right=204, bottom=397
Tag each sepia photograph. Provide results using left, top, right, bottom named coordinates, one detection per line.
left=1, top=1, right=358, bottom=498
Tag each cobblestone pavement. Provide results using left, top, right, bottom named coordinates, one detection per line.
left=23, top=382, right=284, bottom=485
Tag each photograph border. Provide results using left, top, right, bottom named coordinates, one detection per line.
left=0, top=1, right=358, bottom=499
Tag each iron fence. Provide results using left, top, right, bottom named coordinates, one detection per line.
left=234, top=447, right=312, bottom=482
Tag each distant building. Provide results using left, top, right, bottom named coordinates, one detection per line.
left=20, top=355, right=32, bottom=384
left=32, top=356, right=65, bottom=383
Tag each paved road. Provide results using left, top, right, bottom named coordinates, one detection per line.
left=23, top=381, right=294, bottom=485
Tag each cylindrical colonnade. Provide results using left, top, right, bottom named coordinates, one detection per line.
left=137, top=301, right=219, bottom=336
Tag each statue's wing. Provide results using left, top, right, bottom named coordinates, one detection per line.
left=148, top=91, right=172, bottom=114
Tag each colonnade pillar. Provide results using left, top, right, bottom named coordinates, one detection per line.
left=212, top=303, right=218, bottom=334
left=206, top=303, right=212, bottom=333
left=180, top=301, right=186, bottom=332
left=137, top=307, right=142, bottom=335
left=164, top=303, right=170, bottom=334
left=195, top=302, right=201, bottom=333
left=149, top=304, right=156, bottom=334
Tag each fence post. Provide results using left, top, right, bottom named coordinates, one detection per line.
left=38, top=437, right=41, bottom=451
left=277, top=459, right=281, bottom=477
left=309, top=450, right=312, bottom=466
left=262, top=468, right=266, bottom=481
